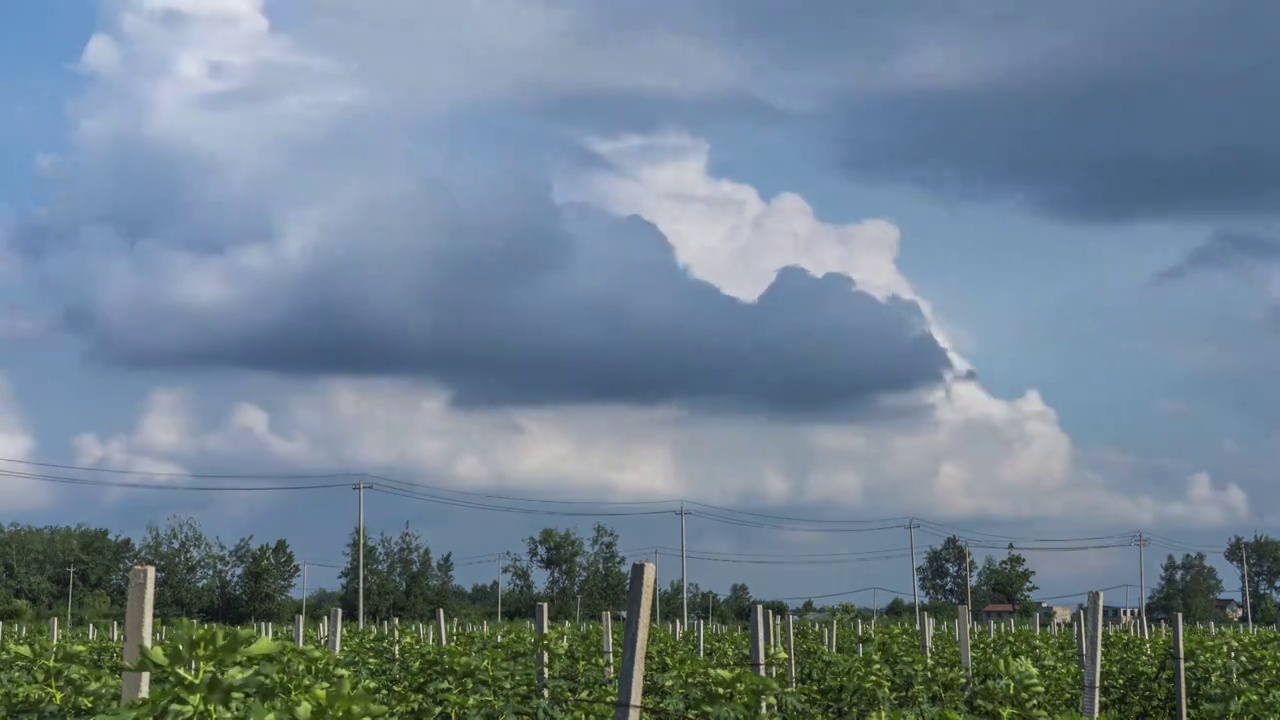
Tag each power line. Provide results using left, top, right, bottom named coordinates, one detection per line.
left=0, top=456, right=1244, bottom=554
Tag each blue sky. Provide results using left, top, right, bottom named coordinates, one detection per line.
left=2, top=0, right=1277, bottom=607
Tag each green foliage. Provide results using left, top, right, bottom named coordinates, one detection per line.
left=1147, top=553, right=1224, bottom=624
left=2, top=616, right=1280, bottom=718
left=974, top=545, right=1040, bottom=613
left=919, top=536, right=976, bottom=607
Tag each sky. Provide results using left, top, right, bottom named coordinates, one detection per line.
left=2, top=0, right=1278, bottom=608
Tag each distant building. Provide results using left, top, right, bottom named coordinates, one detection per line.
left=1215, top=598, right=1243, bottom=621
left=1036, top=603, right=1073, bottom=625
left=981, top=603, right=1017, bottom=621
left=1102, top=606, right=1137, bottom=624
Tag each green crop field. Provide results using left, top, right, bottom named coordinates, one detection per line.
left=1, top=616, right=1277, bottom=719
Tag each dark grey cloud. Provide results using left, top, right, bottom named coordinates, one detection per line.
left=54, top=206, right=950, bottom=413
left=581, top=0, right=1280, bottom=223
left=1156, top=231, right=1280, bottom=283
left=17, top=108, right=950, bottom=414
left=814, top=3, right=1280, bottom=222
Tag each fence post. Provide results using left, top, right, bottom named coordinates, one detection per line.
left=294, top=615, right=304, bottom=647
left=50, top=617, right=58, bottom=644
left=785, top=614, right=796, bottom=689
left=697, top=619, right=705, bottom=658
left=436, top=608, right=448, bottom=648
left=603, top=611, right=615, bottom=683
left=120, top=565, right=156, bottom=706
left=535, top=603, right=549, bottom=698
left=1172, top=613, right=1187, bottom=720
left=831, top=618, right=839, bottom=652
left=1081, top=590, right=1103, bottom=718
left=920, top=611, right=931, bottom=658
left=750, top=605, right=766, bottom=677
left=1075, top=611, right=1086, bottom=671
left=764, top=609, right=775, bottom=678
left=749, top=605, right=767, bottom=715
left=957, top=605, right=972, bottom=688
left=614, top=562, right=655, bottom=720
left=328, top=608, right=342, bottom=654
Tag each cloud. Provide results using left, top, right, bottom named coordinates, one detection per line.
left=1155, top=231, right=1280, bottom=282
left=8, top=0, right=1255, bottom=527
left=13, top=0, right=950, bottom=415
left=0, top=371, right=53, bottom=510
left=293, top=1, right=1280, bottom=222
left=85, top=377, right=1247, bottom=527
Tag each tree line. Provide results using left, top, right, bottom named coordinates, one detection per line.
left=0, top=517, right=789, bottom=625
left=914, top=534, right=1280, bottom=625
left=6, top=517, right=1274, bottom=627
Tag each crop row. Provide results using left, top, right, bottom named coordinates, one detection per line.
left=2, top=615, right=1279, bottom=718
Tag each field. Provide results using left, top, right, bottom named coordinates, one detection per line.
left=1, top=615, right=1278, bottom=719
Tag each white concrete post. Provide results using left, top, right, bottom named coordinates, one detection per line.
left=603, top=611, right=615, bottom=683
left=328, top=608, right=342, bottom=654
left=785, top=614, right=796, bottom=689
left=1081, top=591, right=1103, bottom=718
left=1173, top=613, right=1187, bottom=720
left=614, top=563, right=656, bottom=720
left=120, top=565, right=156, bottom=706
left=535, top=603, right=549, bottom=698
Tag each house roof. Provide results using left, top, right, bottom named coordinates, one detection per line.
left=982, top=603, right=1016, bottom=613
left=1215, top=598, right=1240, bottom=608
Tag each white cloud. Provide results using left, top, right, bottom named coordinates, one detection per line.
left=0, top=371, right=53, bottom=510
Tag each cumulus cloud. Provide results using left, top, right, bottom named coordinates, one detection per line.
left=15, top=0, right=949, bottom=415
left=0, top=371, right=53, bottom=509
left=8, top=0, right=1254, bottom=526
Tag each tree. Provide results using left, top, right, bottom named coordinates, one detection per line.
left=339, top=526, right=385, bottom=622
left=578, top=523, right=628, bottom=618
left=1225, top=534, right=1280, bottom=622
left=500, top=551, right=538, bottom=619
left=722, top=583, right=753, bottom=621
left=917, top=535, right=975, bottom=606
left=137, top=516, right=214, bottom=621
left=1147, top=552, right=1224, bottom=624
left=973, top=544, right=1039, bottom=613
left=883, top=597, right=913, bottom=620
left=526, top=528, right=586, bottom=620
left=235, top=537, right=300, bottom=623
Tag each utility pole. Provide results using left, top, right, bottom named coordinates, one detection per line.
left=353, top=481, right=372, bottom=629
left=908, top=519, right=920, bottom=629
left=964, top=543, right=972, bottom=620
left=301, top=561, right=308, bottom=620
left=708, top=592, right=715, bottom=622
left=1243, top=545, right=1254, bottom=631
left=576, top=594, right=583, bottom=625
left=65, top=564, right=75, bottom=630
left=679, top=502, right=689, bottom=629
left=1136, top=532, right=1146, bottom=627
left=654, top=549, right=661, bottom=626
left=497, top=555, right=503, bottom=622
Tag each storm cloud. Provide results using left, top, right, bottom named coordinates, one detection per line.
left=8, top=0, right=951, bottom=414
